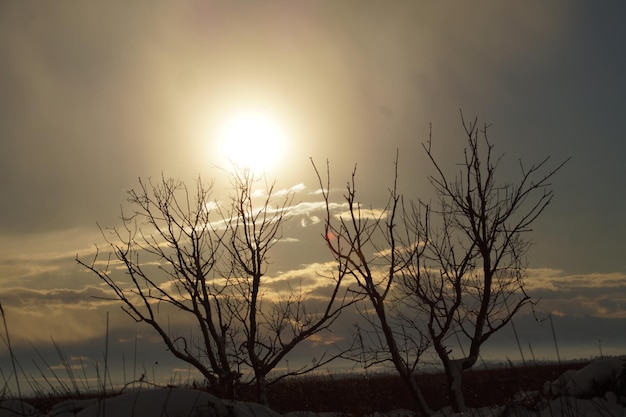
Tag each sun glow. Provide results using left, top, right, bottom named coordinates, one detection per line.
left=215, top=108, right=288, bottom=174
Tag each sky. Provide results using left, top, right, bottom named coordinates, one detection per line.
left=1, top=1, right=625, bottom=391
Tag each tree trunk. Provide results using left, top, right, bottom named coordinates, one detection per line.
left=255, top=374, right=269, bottom=406
left=376, top=300, right=432, bottom=416
left=434, top=337, right=470, bottom=413
left=443, top=359, right=466, bottom=413
left=404, top=373, right=433, bottom=417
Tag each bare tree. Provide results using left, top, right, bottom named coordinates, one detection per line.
left=220, top=169, right=358, bottom=405
left=78, top=171, right=356, bottom=405
left=77, top=175, right=238, bottom=394
left=398, top=115, right=570, bottom=412
left=312, top=158, right=433, bottom=417
left=314, top=115, right=568, bottom=415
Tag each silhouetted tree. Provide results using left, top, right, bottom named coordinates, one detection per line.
left=314, top=114, right=568, bottom=415
left=399, top=115, right=569, bottom=412
left=78, top=170, right=356, bottom=405
left=219, top=170, right=357, bottom=405
left=312, top=158, right=433, bottom=417
left=77, top=175, right=236, bottom=392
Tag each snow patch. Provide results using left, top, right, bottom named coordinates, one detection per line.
left=544, top=358, right=625, bottom=397
left=0, top=399, right=39, bottom=417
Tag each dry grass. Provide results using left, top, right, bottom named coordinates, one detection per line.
left=228, top=361, right=592, bottom=415
left=13, top=360, right=592, bottom=415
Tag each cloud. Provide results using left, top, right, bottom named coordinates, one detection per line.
left=275, top=183, right=306, bottom=196
left=0, top=258, right=60, bottom=283
left=288, top=201, right=339, bottom=217
left=263, top=261, right=339, bottom=292
left=306, top=333, right=345, bottom=347
left=277, top=237, right=300, bottom=244
left=0, top=286, right=115, bottom=309
left=525, top=269, right=626, bottom=318
left=0, top=301, right=121, bottom=347
left=335, top=206, right=387, bottom=221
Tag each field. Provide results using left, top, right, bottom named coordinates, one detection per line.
left=219, top=361, right=591, bottom=415
left=10, top=358, right=623, bottom=417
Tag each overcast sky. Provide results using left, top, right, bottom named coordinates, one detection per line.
left=1, top=2, right=625, bottom=387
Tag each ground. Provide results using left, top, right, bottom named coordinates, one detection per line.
left=2, top=358, right=624, bottom=417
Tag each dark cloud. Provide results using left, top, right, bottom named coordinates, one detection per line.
left=0, top=285, right=114, bottom=309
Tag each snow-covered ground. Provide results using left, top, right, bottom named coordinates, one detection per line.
left=1, top=358, right=624, bottom=417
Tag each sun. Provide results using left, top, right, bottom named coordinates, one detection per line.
left=215, top=108, right=288, bottom=174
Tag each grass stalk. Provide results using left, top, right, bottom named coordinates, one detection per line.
left=100, top=312, right=111, bottom=417
left=31, top=343, right=71, bottom=394
left=509, top=317, right=526, bottom=367
left=122, top=351, right=127, bottom=389
left=0, top=301, right=24, bottom=415
left=133, top=333, right=138, bottom=384
left=50, top=337, right=84, bottom=395
left=549, top=314, right=562, bottom=365
left=78, top=355, right=91, bottom=393
left=528, top=343, right=537, bottom=366
left=0, top=367, right=10, bottom=397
